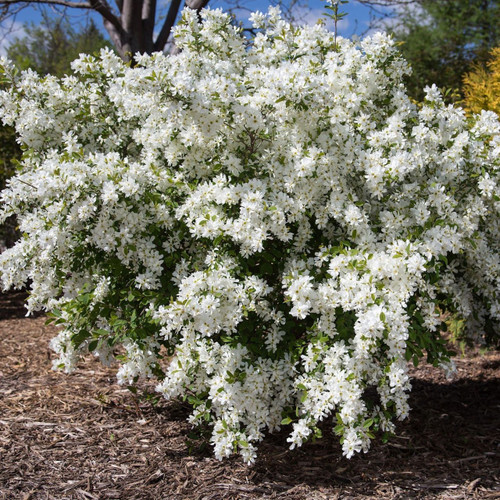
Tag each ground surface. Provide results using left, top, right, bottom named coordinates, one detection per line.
left=0, top=291, right=499, bottom=500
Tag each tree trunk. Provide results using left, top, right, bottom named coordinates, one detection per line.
left=0, top=0, right=212, bottom=61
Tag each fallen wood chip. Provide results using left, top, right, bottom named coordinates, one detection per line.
left=448, top=452, right=497, bottom=464
left=75, top=489, right=100, bottom=500
left=467, top=478, right=482, bottom=492
left=413, top=483, right=460, bottom=490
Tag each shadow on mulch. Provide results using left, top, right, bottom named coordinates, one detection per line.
left=251, top=374, right=500, bottom=491
left=0, top=290, right=44, bottom=319
left=0, top=289, right=499, bottom=499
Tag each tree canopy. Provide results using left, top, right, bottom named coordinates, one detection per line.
left=463, top=46, right=500, bottom=115
left=0, top=0, right=210, bottom=60
left=6, top=15, right=110, bottom=76
left=387, top=0, right=500, bottom=100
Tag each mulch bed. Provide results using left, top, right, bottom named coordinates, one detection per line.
left=0, top=291, right=499, bottom=499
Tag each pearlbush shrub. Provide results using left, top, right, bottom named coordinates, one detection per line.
left=0, top=7, right=499, bottom=463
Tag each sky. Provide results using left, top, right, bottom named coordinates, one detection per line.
left=0, top=0, right=393, bottom=56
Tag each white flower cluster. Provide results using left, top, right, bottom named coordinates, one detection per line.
left=0, top=7, right=499, bottom=463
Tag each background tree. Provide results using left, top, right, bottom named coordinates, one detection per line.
left=6, top=14, right=110, bottom=75
left=0, top=0, right=211, bottom=60
left=385, top=0, right=500, bottom=101
left=463, top=46, right=500, bottom=115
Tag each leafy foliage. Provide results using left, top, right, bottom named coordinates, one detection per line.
left=388, top=0, right=500, bottom=101
left=0, top=123, right=20, bottom=248
left=463, top=47, right=500, bottom=115
left=6, top=15, right=111, bottom=77
left=0, top=124, right=19, bottom=191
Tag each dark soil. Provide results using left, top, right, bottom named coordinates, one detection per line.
left=0, top=291, right=499, bottom=499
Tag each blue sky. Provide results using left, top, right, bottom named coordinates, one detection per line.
left=211, top=0, right=386, bottom=37
left=0, top=0, right=392, bottom=55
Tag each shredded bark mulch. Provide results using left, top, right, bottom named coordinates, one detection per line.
left=0, top=290, right=499, bottom=499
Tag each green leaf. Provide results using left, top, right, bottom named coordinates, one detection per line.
left=363, top=418, right=374, bottom=430
left=334, top=423, right=344, bottom=435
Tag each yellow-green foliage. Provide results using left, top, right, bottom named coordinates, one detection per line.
left=463, top=47, right=500, bottom=115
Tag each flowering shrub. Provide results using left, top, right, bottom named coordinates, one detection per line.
left=0, top=7, right=499, bottom=463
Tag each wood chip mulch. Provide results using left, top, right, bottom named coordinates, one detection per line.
left=0, top=291, right=499, bottom=499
